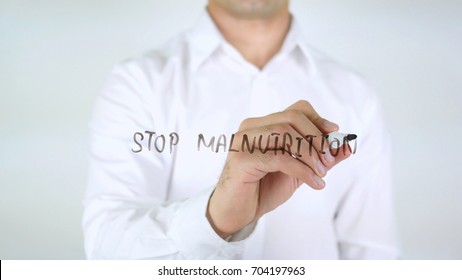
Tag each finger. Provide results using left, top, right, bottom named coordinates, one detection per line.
left=239, top=110, right=335, bottom=166
left=285, top=100, right=339, bottom=134
left=237, top=147, right=326, bottom=190
left=326, top=143, right=354, bottom=170
left=232, top=125, right=327, bottom=178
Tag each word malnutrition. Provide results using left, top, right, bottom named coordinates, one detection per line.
left=131, top=131, right=357, bottom=157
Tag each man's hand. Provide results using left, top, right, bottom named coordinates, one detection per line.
left=206, top=100, right=353, bottom=238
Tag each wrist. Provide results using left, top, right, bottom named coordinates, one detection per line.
left=206, top=197, right=234, bottom=239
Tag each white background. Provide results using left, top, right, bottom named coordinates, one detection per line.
left=1, top=0, right=461, bottom=259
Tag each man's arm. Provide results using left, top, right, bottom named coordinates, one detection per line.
left=207, top=100, right=353, bottom=238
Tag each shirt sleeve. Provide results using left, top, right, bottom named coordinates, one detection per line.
left=82, top=63, right=250, bottom=259
left=334, top=88, right=400, bottom=259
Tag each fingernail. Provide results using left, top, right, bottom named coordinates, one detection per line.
left=316, top=161, right=326, bottom=176
left=324, top=150, right=335, bottom=163
left=314, top=176, right=325, bottom=188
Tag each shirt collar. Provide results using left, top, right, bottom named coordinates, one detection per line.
left=187, top=11, right=223, bottom=72
left=275, top=16, right=317, bottom=75
left=187, top=10, right=317, bottom=74
left=280, top=16, right=314, bottom=62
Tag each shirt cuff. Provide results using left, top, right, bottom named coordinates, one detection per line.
left=168, top=187, right=253, bottom=259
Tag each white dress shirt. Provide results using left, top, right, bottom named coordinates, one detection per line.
left=83, top=11, right=399, bottom=259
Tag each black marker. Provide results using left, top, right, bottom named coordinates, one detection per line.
left=325, top=132, right=357, bottom=149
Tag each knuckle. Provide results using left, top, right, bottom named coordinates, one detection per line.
left=265, top=123, right=289, bottom=135
left=304, top=153, right=317, bottom=168
left=302, top=150, right=319, bottom=166
left=239, top=118, right=254, bottom=130
left=233, top=130, right=246, bottom=141
left=285, top=109, right=303, bottom=123
left=272, top=123, right=291, bottom=135
left=296, top=99, right=312, bottom=108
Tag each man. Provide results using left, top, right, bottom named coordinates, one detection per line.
left=83, top=0, right=399, bottom=259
